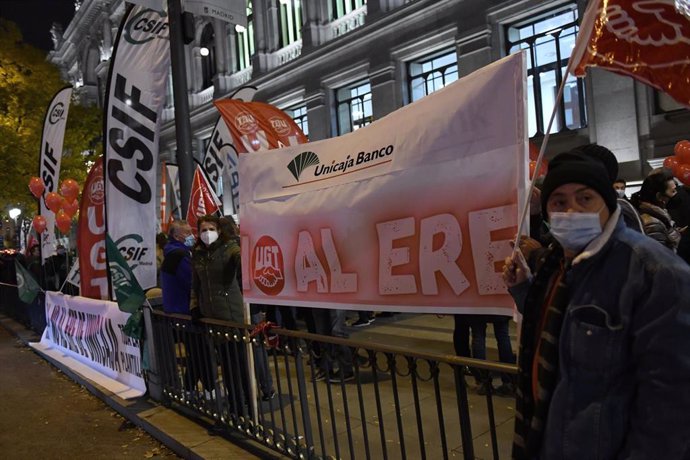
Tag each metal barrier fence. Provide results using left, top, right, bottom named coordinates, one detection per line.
left=148, top=309, right=518, bottom=460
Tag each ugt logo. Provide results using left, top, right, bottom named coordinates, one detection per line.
left=252, top=236, right=285, bottom=296
left=287, top=151, right=319, bottom=181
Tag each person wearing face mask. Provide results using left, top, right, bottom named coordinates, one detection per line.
left=637, top=170, right=683, bottom=252
left=502, top=152, right=690, bottom=460
left=190, top=214, right=251, bottom=415
left=161, top=220, right=194, bottom=314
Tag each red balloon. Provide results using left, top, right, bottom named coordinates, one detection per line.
left=45, top=192, right=63, bottom=213
left=28, top=177, right=45, bottom=199
left=676, top=163, right=690, bottom=186
left=63, top=199, right=79, bottom=218
left=529, top=142, right=540, bottom=161
left=55, top=210, right=72, bottom=234
left=33, top=215, right=47, bottom=234
left=60, top=178, right=80, bottom=202
left=664, top=155, right=680, bottom=172
left=674, top=140, right=690, bottom=164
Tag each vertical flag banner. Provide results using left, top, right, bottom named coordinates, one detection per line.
left=213, top=100, right=308, bottom=154
left=239, top=53, right=527, bottom=315
left=15, top=260, right=42, bottom=304
left=571, top=0, right=690, bottom=107
left=78, top=158, right=108, bottom=299
left=39, top=86, right=72, bottom=263
left=186, top=165, right=221, bottom=232
left=204, top=85, right=257, bottom=215
left=201, top=118, right=237, bottom=196
left=103, top=4, right=171, bottom=290
left=160, top=161, right=168, bottom=233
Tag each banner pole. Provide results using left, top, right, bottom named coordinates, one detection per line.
left=244, top=300, right=259, bottom=425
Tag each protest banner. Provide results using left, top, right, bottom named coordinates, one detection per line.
left=238, top=53, right=527, bottom=316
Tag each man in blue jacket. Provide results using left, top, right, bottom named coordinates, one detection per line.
left=503, top=152, right=690, bottom=459
left=161, top=220, right=194, bottom=314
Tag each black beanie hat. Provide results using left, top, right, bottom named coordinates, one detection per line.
left=541, top=153, right=618, bottom=218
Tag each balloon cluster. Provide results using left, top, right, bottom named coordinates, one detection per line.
left=528, top=142, right=548, bottom=179
left=27, top=177, right=80, bottom=234
left=663, top=140, right=690, bottom=185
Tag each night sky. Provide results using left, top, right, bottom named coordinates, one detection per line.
left=1, top=0, right=76, bottom=51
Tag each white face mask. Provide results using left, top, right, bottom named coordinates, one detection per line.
left=200, top=230, right=219, bottom=246
left=616, top=189, right=626, bottom=198
left=548, top=210, right=603, bottom=253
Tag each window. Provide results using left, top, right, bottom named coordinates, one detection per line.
left=288, top=104, right=309, bottom=137
left=200, top=23, right=216, bottom=89
left=336, top=80, right=372, bottom=135
left=235, top=1, right=254, bottom=71
left=408, top=49, right=458, bottom=103
left=279, top=0, right=302, bottom=48
left=506, top=5, right=586, bottom=136
left=332, top=0, right=367, bottom=19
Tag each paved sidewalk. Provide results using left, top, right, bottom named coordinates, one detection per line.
left=0, top=315, right=283, bottom=460
left=2, top=310, right=517, bottom=459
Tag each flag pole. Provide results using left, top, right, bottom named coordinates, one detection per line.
left=513, top=67, right=572, bottom=251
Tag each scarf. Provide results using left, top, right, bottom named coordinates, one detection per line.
left=513, top=245, right=570, bottom=460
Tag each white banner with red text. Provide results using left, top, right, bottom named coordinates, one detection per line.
left=239, top=53, right=528, bottom=316
left=30, top=292, right=145, bottom=399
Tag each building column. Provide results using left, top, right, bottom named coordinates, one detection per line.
left=301, top=0, right=330, bottom=51
left=251, top=0, right=276, bottom=76
left=589, top=68, right=641, bottom=170
left=304, top=88, right=330, bottom=141
left=370, top=62, right=400, bottom=122
left=366, top=0, right=405, bottom=20
left=456, top=29, right=492, bottom=78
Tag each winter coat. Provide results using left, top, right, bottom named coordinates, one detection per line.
left=190, top=239, right=244, bottom=323
left=161, top=239, right=192, bottom=314
left=509, top=209, right=690, bottom=459
left=638, top=201, right=681, bottom=251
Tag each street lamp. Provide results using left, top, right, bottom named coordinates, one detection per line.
left=199, top=46, right=209, bottom=57
left=8, top=208, right=20, bottom=249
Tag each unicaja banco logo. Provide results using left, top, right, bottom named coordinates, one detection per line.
left=124, top=9, right=169, bottom=45
left=287, top=151, right=320, bottom=181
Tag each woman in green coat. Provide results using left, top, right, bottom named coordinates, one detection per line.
left=190, top=214, right=247, bottom=417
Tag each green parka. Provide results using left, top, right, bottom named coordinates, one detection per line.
left=190, top=238, right=244, bottom=323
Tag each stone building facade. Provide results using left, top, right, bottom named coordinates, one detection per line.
left=49, top=0, right=690, bottom=182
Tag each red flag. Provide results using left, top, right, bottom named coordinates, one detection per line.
left=213, top=100, right=308, bottom=154
left=77, top=158, right=108, bottom=299
left=186, top=165, right=221, bottom=233
left=571, top=0, right=690, bottom=107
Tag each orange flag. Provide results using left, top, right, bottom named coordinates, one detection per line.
left=213, top=99, right=308, bottom=154
left=186, top=165, right=221, bottom=234
left=571, top=0, right=690, bottom=107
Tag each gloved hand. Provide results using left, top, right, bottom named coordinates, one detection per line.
left=190, top=307, right=203, bottom=324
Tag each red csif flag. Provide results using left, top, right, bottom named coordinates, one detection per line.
left=571, top=0, right=690, bottom=107
left=186, top=165, right=221, bottom=233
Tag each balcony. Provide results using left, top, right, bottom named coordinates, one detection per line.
left=273, top=39, right=302, bottom=67
left=328, top=5, right=367, bottom=40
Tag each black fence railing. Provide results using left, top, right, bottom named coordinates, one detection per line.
left=148, top=309, right=518, bottom=460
